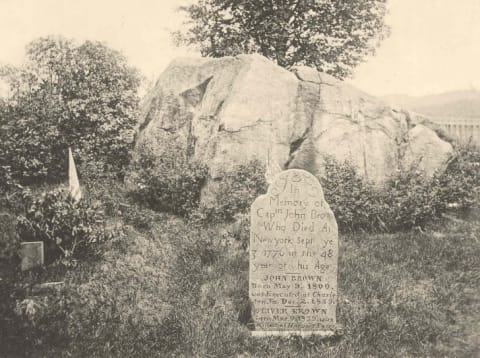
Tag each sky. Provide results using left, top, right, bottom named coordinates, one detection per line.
left=0, top=0, right=479, bottom=97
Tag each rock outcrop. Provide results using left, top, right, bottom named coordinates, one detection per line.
left=129, top=54, right=453, bottom=197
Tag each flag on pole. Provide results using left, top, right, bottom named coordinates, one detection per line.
left=68, top=147, right=82, bottom=202
left=265, top=149, right=283, bottom=184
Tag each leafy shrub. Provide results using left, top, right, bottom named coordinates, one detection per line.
left=129, top=145, right=208, bottom=217
left=213, top=160, right=268, bottom=221
left=80, top=176, right=131, bottom=219
left=75, top=176, right=158, bottom=232
left=0, top=36, right=141, bottom=184
left=0, top=212, right=23, bottom=356
left=0, top=163, right=13, bottom=196
left=320, top=144, right=479, bottom=233
left=196, top=159, right=268, bottom=223
left=320, top=156, right=384, bottom=232
left=380, top=168, right=443, bottom=231
left=227, top=213, right=251, bottom=250
left=0, top=212, right=20, bottom=261
left=436, top=143, right=480, bottom=211
left=16, top=188, right=107, bottom=262
left=321, top=158, right=444, bottom=232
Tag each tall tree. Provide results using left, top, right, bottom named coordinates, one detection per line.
left=0, top=36, right=141, bottom=184
left=174, top=0, right=389, bottom=79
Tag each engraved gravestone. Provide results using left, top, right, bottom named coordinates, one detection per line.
left=249, top=169, right=338, bottom=336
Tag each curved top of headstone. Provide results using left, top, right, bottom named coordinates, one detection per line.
left=253, top=169, right=337, bottom=232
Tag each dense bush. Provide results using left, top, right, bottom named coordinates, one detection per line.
left=320, top=143, right=479, bottom=233
left=194, top=159, right=268, bottom=223
left=381, top=168, right=443, bottom=231
left=178, top=148, right=479, bottom=233
left=436, top=143, right=480, bottom=211
left=213, top=159, right=268, bottom=221
left=129, top=145, right=208, bottom=217
left=0, top=211, right=20, bottom=261
left=16, top=188, right=108, bottom=263
left=321, top=160, right=443, bottom=233
left=320, top=157, right=385, bottom=232
left=0, top=182, right=122, bottom=356
left=0, top=162, right=14, bottom=196
left=0, top=36, right=141, bottom=184
left=127, top=142, right=477, bottom=234
left=0, top=103, right=16, bottom=196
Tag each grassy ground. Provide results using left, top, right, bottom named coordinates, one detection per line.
left=162, top=210, right=479, bottom=357
left=2, top=196, right=479, bottom=357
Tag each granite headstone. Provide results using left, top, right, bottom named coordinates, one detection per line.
left=249, top=169, right=338, bottom=336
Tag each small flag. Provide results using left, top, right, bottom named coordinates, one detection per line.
left=68, top=147, right=82, bottom=202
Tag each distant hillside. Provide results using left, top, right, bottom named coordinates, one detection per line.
left=383, top=90, right=480, bottom=119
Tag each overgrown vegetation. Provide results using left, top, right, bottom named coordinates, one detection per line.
left=2, top=141, right=478, bottom=357
left=128, top=145, right=209, bottom=216
left=2, top=182, right=478, bottom=357
left=195, top=159, right=268, bottom=223
left=0, top=36, right=141, bottom=185
left=436, top=143, right=480, bottom=210
left=16, top=188, right=108, bottom=263
left=130, top=143, right=478, bottom=234
left=321, top=143, right=480, bottom=232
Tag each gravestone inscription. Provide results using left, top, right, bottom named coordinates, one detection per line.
left=249, top=169, right=338, bottom=336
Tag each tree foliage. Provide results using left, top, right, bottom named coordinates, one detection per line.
left=174, top=0, right=389, bottom=79
left=0, top=36, right=141, bottom=185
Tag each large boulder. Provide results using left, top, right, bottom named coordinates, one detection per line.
left=128, top=54, right=453, bottom=197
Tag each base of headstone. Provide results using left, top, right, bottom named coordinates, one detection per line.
left=252, top=330, right=335, bottom=338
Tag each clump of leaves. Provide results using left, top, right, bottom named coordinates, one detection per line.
left=16, top=188, right=108, bottom=263
left=320, top=143, right=480, bottom=233
left=0, top=36, right=141, bottom=184
left=174, top=0, right=389, bottom=79
left=198, top=159, right=268, bottom=223
left=320, top=156, right=384, bottom=232
left=436, top=143, right=480, bottom=211
left=129, top=144, right=208, bottom=217
left=380, top=167, right=443, bottom=231
left=0, top=211, right=19, bottom=261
